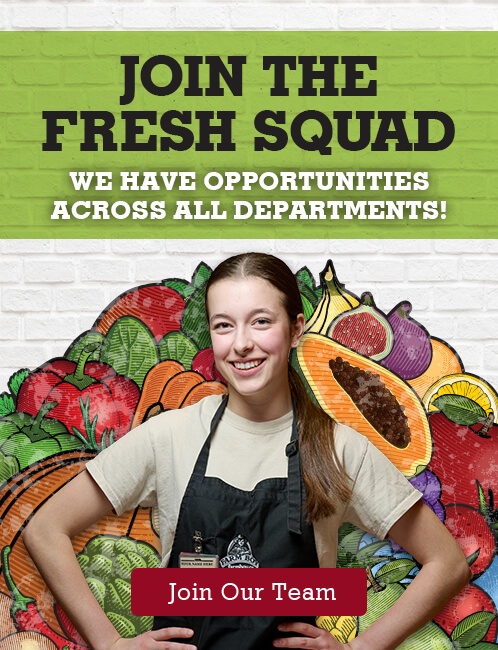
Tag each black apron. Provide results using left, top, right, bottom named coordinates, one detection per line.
left=153, top=397, right=319, bottom=649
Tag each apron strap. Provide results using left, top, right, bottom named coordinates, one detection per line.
left=285, top=414, right=302, bottom=535
left=191, top=395, right=228, bottom=481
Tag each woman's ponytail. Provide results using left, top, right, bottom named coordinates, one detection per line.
left=288, top=363, right=352, bottom=521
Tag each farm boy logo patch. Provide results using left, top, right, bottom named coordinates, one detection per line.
left=220, top=535, right=259, bottom=568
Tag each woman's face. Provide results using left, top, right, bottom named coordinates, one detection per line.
left=207, top=277, right=305, bottom=417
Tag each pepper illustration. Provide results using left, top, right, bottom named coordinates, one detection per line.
left=16, top=345, right=140, bottom=450
left=0, top=402, right=83, bottom=478
left=2, top=545, right=88, bottom=649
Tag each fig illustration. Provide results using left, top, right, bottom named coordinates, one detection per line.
left=327, top=292, right=394, bottom=362
left=381, top=301, right=432, bottom=380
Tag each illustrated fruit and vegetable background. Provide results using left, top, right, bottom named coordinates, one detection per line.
left=0, top=259, right=497, bottom=649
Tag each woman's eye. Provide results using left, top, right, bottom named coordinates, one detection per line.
left=213, top=322, right=231, bottom=330
left=255, top=318, right=271, bottom=326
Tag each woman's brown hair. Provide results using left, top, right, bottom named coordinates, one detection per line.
left=205, top=252, right=352, bottom=521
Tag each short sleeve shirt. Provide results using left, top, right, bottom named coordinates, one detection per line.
left=86, top=394, right=421, bottom=567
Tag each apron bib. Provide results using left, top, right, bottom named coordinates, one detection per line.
left=153, top=397, right=319, bottom=649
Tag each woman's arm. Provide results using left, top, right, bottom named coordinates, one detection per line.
left=22, top=469, right=196, bottom=650
left=348, top=500, right=471, bottom=649
left=274, top=501, right=471, bottom=649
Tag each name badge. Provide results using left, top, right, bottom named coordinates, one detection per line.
left=179, top=552, right=219, bottom=568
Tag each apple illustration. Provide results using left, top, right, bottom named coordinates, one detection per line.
left=360, top=582, right=405, bottom=630
left=444, top=504, right=495, bottom=577
left=359, top=562, right=455, bottom=648
left=359, top=583, right=453, bottom=649
left=428, top=412, right=498, bottom=513
left=433, top=583, right=497, bottom=643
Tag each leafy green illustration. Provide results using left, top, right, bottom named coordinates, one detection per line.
left=158, top=331, right=199, bottom=369
left=78, top=535, right=160, bottom=638
left=433, top=395, right=487, bottom=426
left=163, top=278, right=194, bottom=299
left=192, top=262, right=212, bottom=288
left=101, top=316, right=158, bottom=389
left=0, top=393, right=15, bottom=417
left=181, top=282, right=211, bottom=351
left=452, top=612, right=496, bottom=648
left=375, top=558, right=417, bottom=584
left=7, top=369, right=30, bottom=397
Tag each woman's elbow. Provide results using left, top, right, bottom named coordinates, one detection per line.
left=23, top=506, right=66, bottom=558
left=23, top=470, right=111, bottom=555
left=456, top=555, right=472, bottom=591
left=446, top=539, right=472, bottom=594
left=23, top=511, right=49, bottom=555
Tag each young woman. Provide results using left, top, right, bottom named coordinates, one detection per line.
left=23, top=252, right=470, bottom=650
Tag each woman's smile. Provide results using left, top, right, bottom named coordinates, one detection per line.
left=231, top=359, right=265, bottom=372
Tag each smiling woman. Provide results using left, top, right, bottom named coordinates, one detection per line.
left=22, top=252, right=470, bottom=650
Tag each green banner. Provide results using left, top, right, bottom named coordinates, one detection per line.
left=0, top=31, right=496, bottom=238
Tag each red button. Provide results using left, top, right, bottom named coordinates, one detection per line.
left=132, top=568, right=366, bottom=616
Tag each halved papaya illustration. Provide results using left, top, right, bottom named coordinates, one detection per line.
left=297, top=333, right=432, bottom=477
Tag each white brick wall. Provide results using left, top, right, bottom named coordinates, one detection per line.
left=0, top=3, right=497, bottom=31
left=1, top=240, right=497, bottom=393
left=0, top=4, right=497, bottom=396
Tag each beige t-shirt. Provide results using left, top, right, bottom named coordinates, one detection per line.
left=86, top=394, right=421, bottom=568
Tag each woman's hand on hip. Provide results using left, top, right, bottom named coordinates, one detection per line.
left=273, top=623, right=349, bottom=648
left=110, top=628, right=196, bottom=650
